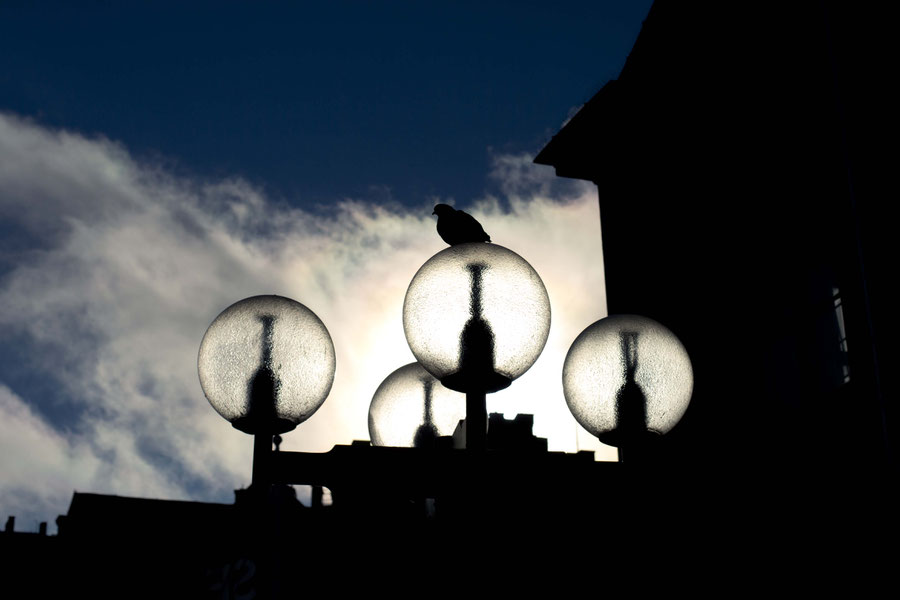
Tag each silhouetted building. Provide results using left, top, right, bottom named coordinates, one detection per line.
left=4, top=2, right=895, bottom=596
left=535, top=3, right=897, bottom=578
left=3, top=416, right=609, bottom=598
left=536, top=0, right=894, bottom=475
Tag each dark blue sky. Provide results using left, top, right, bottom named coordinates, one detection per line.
left=1, top=0, right=652, bottom=208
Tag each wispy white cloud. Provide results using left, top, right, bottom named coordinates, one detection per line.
left=0, top=113, right=612, bottom=531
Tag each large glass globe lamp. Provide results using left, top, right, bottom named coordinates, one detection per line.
left=403, top=243, right=550, bottom=394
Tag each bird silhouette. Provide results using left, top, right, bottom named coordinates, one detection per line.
left=432, top=204, right=491, bottom=245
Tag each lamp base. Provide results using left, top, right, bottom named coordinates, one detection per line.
left=231, top=416, right=298, bottom=435
left=440, top=370, right=511, bottom=394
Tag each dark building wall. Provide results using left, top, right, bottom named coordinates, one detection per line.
left=536, top=1, right=893, bottom=473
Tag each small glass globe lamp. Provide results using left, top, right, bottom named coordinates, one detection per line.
left=368, top=363, right=466, bottom=448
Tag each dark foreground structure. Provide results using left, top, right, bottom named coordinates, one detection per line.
left=537, top=0, right=895, bottom=471
left=2, top=1, right=895, bottom=596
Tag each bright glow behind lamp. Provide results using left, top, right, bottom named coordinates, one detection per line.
left=403, top=243, right=550, bottom=394
left=562, top=314, right=692, bottom=447
left=368, top=363, right=466, bottom=448
left=198, top=295, right=336, bottom=434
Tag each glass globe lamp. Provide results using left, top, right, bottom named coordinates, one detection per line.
left=368, top=363, right=466, bottom=448
left=562, top=314, right=692, bottom=447
left=403, top=243, right=551, bottom=394
left=198, top=295, right=336, bottom=434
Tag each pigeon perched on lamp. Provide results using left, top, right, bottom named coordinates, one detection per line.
left=432, top=204, right=491, bottom=246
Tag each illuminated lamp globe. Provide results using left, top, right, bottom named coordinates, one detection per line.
left=403, top=243, right=551, bottom=394
left=562, top=314, right=692, bottom=447
left=368, top=363, right=466, bottom=448
left=198, top=295, right=336, bottom=435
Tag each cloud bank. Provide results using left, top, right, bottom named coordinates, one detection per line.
left=0, top=112, right=611, bottom=531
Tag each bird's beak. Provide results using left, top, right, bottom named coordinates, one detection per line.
left=432, top=210, right=436, bottom=215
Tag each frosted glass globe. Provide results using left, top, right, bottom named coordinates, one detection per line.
left=368, top=363, right=466, bottom=447
left=562, top=315, right=692, bottom=446
left=198, top=295, right=335, bottom=434
left=403, top=243, right=550, bottom=393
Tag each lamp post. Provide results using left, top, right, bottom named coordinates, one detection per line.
left=403, top=243, right=551, bottom=451
left=198, top=295, right=336, bottom=487
left=197, top=295, right=336, bottom=598
left=562, top=314, right=693, bottom=461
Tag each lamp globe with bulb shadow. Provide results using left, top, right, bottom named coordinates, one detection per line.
left=562, top=314, right=693, bottom=462
left=403, top=243, right=551, bottom=450
left=198, top=295, right=336, bottom=486
left=368, top=362, right=466, bottom=449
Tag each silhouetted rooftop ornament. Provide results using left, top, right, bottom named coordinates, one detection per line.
left=368, top=363, right=465, bottom=448
left=432, top=204, right=491, bottom=246
left=562, top=314, right=692, bottom=449
left=198, top=295, right=336, bottom=435
left=403, top=243, right=550, bottom=393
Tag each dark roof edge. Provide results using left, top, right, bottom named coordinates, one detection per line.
left=534, top=1, right=659, bottom=180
